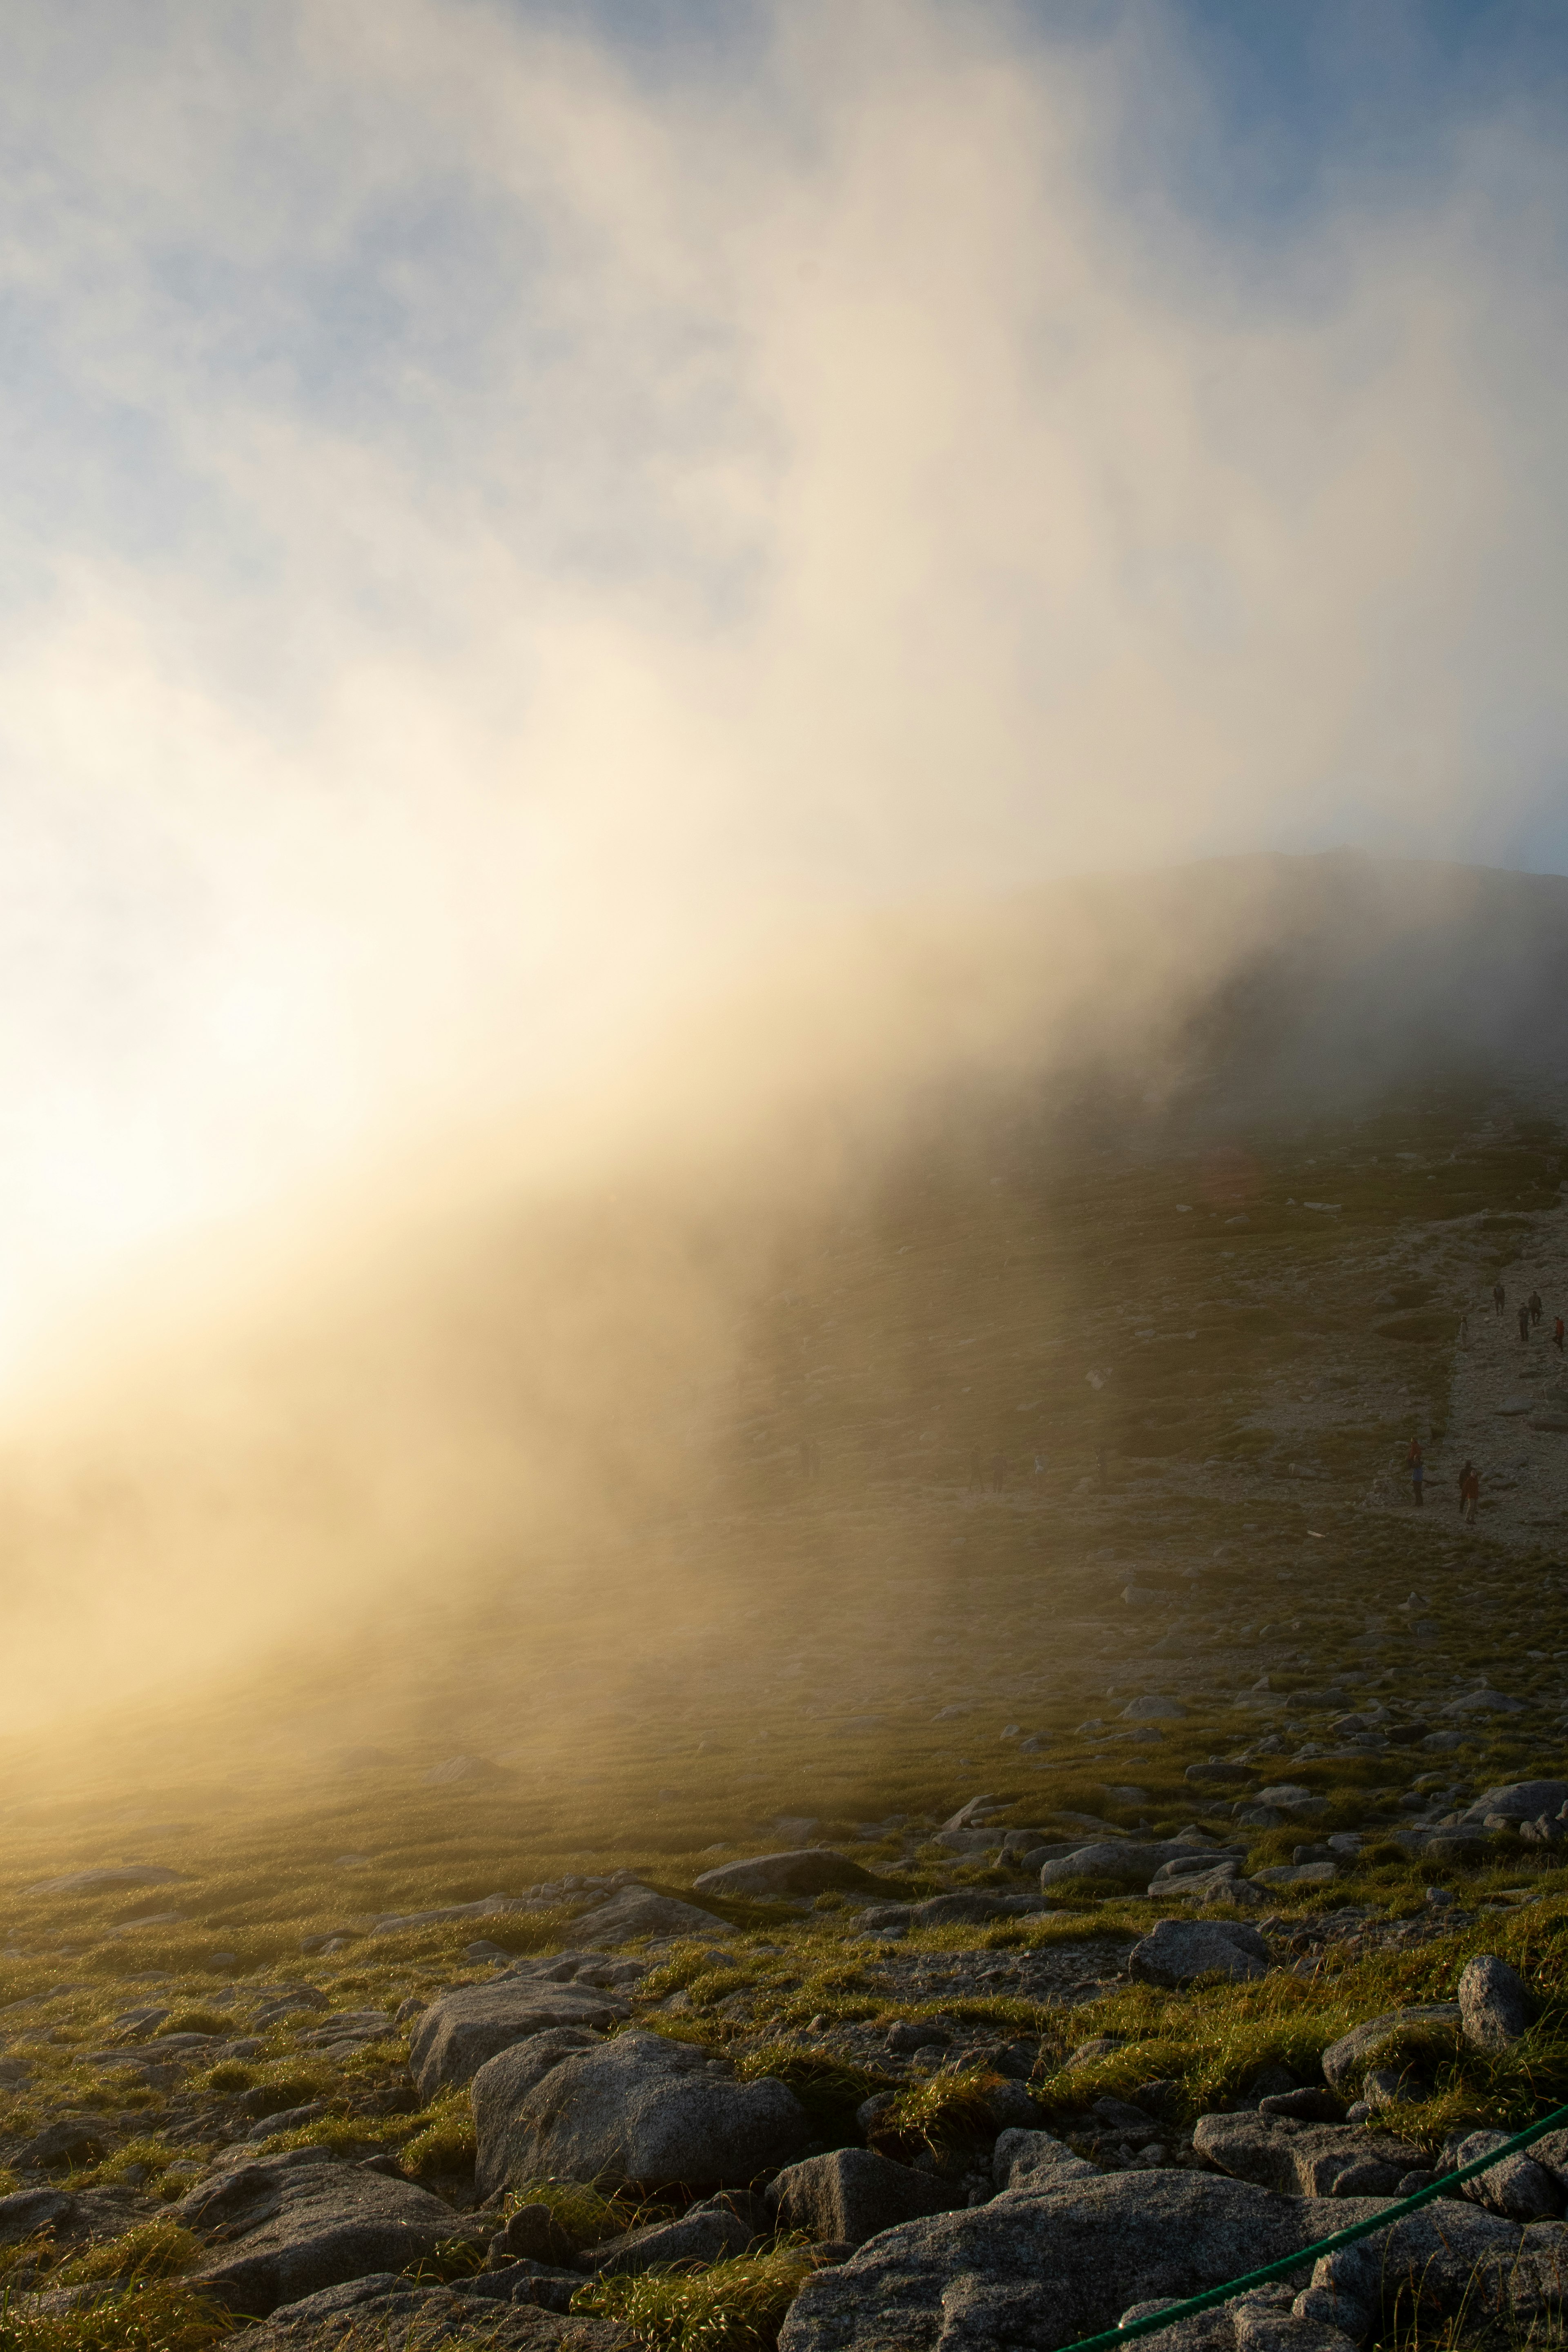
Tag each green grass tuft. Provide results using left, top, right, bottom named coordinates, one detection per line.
left=572, top=2242, right=821, bottom=2352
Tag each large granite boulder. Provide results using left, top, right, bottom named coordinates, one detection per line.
left=236, top=2272, right=629, bottom=2350
left=1458, top=1956, right=1534, bottom=2049
left=1039, top=1842, right=1242, bottom=1891
left=768, top=2150, right=962, bottom=2246
left=1129, top=1920, right=1271, bottom=1988
left=410, top=1980, right=630, bottom=2097
left=776, top=2172, right=1553, bottom=2352
left=692, top=1851, right=881, bottom=1899
left=176, top=2151, right=461, bottom=2318
left=568, top=1890, right=732, bottom=1944
left=1192, top=2112, right=1423, bottom=2197
left=1319, top=2005, right=1460, bottom=2094
left=1458, top=1780, right=1568, bottom=1826
left=472, top=2029, right=809, bottom=2193
left=584, top=2196, right=762, bottom=2275
left=777, top=2174, right=1365, bottom=2352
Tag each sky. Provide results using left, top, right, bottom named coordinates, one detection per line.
left=1, top=0, right=1566, bottom=1379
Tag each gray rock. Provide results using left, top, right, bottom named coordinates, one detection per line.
left=409, top=1980, right=629, bottom=2097
left=0, top=2188, right=74, bottom=2247
left=991, top=2131, right=1099, bottom=2192
left=22, top=1866, right=186, bottom=1897
left=17, top=2118, right=110, bottom=2169
left=245, top=2103, right=328, bottom=2140
left=769, top=2150, right=962, bottom=2245
left=586, top=2195, right=760, bottom=2275
left=911, top=1893, right=1045, bottom=1928
left=1459, top=1955, right=1535, bottom=2049
left=1185, top=1764, right=1253, bottom=1787
left=1123, top=1698, right=1189, bottom=1720
left=487, top=2203, right=578, bottom=2268
left=237, top=2272, right=624, bottom=2350
left=1040, top=1841, right=1236, bottom=1890
left=471, top=2030, right=611, bottom=2195
left=1192, top=2114, right=1422, bottom=2197
left=176, top=2157, right=459, bottom=2318
left=1441, top=1692, right=1526, bottom=1719
left=1297, top=2205, right=1564, bottom=2332
left=1320, top=2005, right=1460, bottom=2094
left=776, top=2174, right=1390, bottom=2352
left=691, top=1850, right=881, bottom=1898
left=782, top=2173, right=1560, bottom=2352
left=1129, top=1921, right=1271, bottom=1989
left=1452, top=2129, right=1562, bottom=2221
left=940, top=1797, right=1001, bottom=1830
left=371, top=1894, right=539, bottom=1938
left=568, top=1889, right=733, bottom=1944
left=1459, top=1780, right=1568, bottom=1826
left=1157, top=1866, right=1265, bottom=1907
left=472, top=2029, right=809, bottom=2193
left=1257, top=2091, right=1346, bottom=2125
left=886, top=2021, right=950, bottom=2054
left=984, top=2081, right=1044, bottom=2131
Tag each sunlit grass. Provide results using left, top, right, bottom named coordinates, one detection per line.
left=572, top=2241, right=822, bottom=2352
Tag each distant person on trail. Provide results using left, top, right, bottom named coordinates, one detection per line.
left=1458, top=1459, right=1474, bottom=1513
left=1556, top=1317, right=1565, bottom=1353
left=1519, top=1303, right=1531, bottom=1343
left=1530, top=1290, right=1544, bottom=1326
left=1032, top=1449, right=1044, bottom=1475
left=1494, top=1282, right=1506, bottom=1316
left=1459, top=1312, right=1470, bottom=1348
left=1461, top=1464, right=1481, bottom=1524
left=989, top=1450, right=1008, bottom=1493
left=1408, top=1437, right=1424, bottom=1507
left=967, top=1447, right=983, bottom=1491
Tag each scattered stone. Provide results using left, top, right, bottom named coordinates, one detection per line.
left=769, top=2151, right=963, bottom=2246
left=1040, top=1841, right=1242, bottom=1891
left=569, top=1889, right=732, bottom=1944
left=1185, top=1765, right=1252, bottom=1787
left=238, top=2273, right=622, bottom=2350
left=1128, top=1920, right=1271, bottom=1989
left=487, top=2203, right=579, bottom=2269
left=584, top=2196, right=760, bottom=2275
left=1257, top=2090, right=1347, bottom=2125
left=991, top=2129, right=1100, bottom=2192
left=471, top=2029, right=809, bottom=2194
left=408, top=1980, right=630, bottom=2098
left=1122, top=1698, right=1188, bottom=1720
left=691, top=1851, right=881, bottom=1898
left=776, top=2173, right=1413, bottom=2352
left=0, top=2188, right=74, bottom=2247
left=1452, top=2130, right=1561, bottom=2223
left=1459, top=1955, right=1534, bottom=2049
left=1459, top=1781, right=1568, bottom=1827
left=22, top=1867, right=186, bottom=1897
left=1320, top=2006, right=1461, bottom=2095
left=887, top=2021, right=950, bottom=2054
left=1193, top=2114, right=1423, bottom=2198
left=18, top=2118, right=109, bottom=2169
left=177, top=2154, right=459, bottom=2318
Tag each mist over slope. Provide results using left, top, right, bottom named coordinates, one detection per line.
left=2, top=850, right=1566, bottom=1802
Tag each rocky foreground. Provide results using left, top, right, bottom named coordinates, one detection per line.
left=2, top=1813, right=1568, bottom=2352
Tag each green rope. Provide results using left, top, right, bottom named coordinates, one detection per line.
left=1062, top=2097, right=1568, bottom=2352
